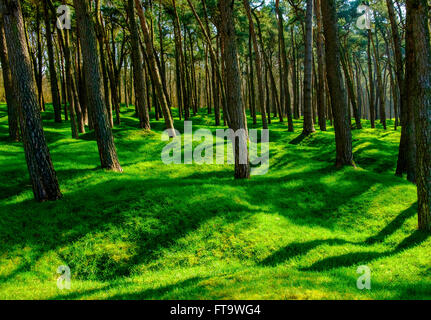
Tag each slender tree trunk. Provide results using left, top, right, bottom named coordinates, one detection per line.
left=302, top=0, right=315, bottom=135
left=275, top=0, right=293, bottom=131
left=320, top=0, right=354, bottom=167
left=367, top=30, right=376, bottom=128
left=43, top=0, right=61, bottom=123
left=73, top=0, right=122, bottom=171
left=248, top=31, right=257, bottom=125
left=315, top=0, right=326, bottom=131
left=127, top=0, right=150, bottom=130
left=370, top=30, right=387, bottom=130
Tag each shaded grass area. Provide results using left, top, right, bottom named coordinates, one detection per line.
left=0, top=103, right=429, bottom=300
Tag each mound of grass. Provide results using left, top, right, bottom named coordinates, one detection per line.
left=0, top=104, right=429, bottom=300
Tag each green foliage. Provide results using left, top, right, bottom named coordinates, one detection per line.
left=0, top=104, right=429, bottom=300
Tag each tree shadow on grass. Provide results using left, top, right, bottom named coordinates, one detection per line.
left=259, top=203, right=425, bottom=270
left=259, top=238, right=352, bottom=266
left=301, top=230, right=429, bottom=272
left=365, top=203, right=418, bottom=244
left=107, top=276, right=206, bottom=300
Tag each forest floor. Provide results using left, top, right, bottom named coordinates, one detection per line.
left=0, top=103, right=430, bottom=300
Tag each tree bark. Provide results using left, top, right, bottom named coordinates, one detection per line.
left=314, top=0, right=326, bottom=131
left=367, top=29, right=376, bottom=128
left=409, top=0, right=431, bottom=230
left=127, top=0, right=150, bottom=130
left=220, top=0, right=250, bottom=179
left=302, top=0, right=315, bottom=135
left=320, top=0, right=354, bottom=167
left=1, top=0, right=62, bottom=201
left=73, top=0, right=123, bottom=171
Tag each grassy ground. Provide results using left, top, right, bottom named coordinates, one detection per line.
left=0, top=103, right=429, bottom=300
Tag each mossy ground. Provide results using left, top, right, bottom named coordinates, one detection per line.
left=0, top=103, right=429, bottom=299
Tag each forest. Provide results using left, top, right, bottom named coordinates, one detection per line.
left=0, top=0, right=430, bottom=300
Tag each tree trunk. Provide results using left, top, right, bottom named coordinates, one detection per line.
left=127, top=0, right=150, bottom=130
left=409, top=0, right=431, bottom=230
left=42, top=0, right=61, bottom=123
left=220, top=0, right=250, bottom=179
left=73, top=0, right=122, bottom=171
left=370, top=29, right=387, bottom=130
left=275, top=0, right=293, bottom=131
left=302, top=0, right=315, bottom=135
left=367, top=30, right=376, bottom=128
left=320, top=0, right=354, bottom=167
left=1, top=0, right=62, bottom=201
left=314, top=0, right=326, bottom=131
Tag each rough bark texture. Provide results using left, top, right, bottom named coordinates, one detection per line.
left=320, top=0, right=354, bottom=167
left=220, top=0, right=250, bottom=179
left=367, top=30, right=376, bottom=128
left=410, top=0, right=431, bottom=231
left=127, top=0, right=150, bottom=130
left=0, top=18, right=19, bottom=141
left=302, top=0, right=315, bottom=135
left=73, top=0, right=122, bottom=171
left=1, top=0, right=62, bottom=201
left=399, top=1, right=417, bottom=183
left=386, top=0, right=409, bottom=176
left=314, top=0, right=326, bottom=131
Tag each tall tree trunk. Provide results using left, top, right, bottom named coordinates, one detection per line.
left=302, top=0, right=315, bottom=135
left=367, top=30, right=376, bottom=128
left=127, top=0, right=150, bottom=130
left=275, top=0, right=293, bottom=131
left=370, top=29, right=387, bottom=130
left=35, top=5, right=44, bottom=111
left=248, top=31, right=257, bottom=125
left=73, top=0, right=122, bottom=171
left=410, top=0, right=431, bottom=231
left=320, top=0, right=354, bottom=167
left=1, top=0, right=62, bottom=201
left=42, top=0, right=61, bottom=123
left=219, top=0, right=250, bottom=179
left=397, top=0, right=417, bottom=182
left=291, top=27, right=300, bottom=120
left=314, top=0, right=326, bottom=131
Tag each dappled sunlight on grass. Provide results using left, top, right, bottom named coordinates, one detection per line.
left=0, top=104, right=429, bottom=300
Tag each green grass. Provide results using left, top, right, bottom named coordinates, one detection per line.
left=0, top=103, right=429, bottom=300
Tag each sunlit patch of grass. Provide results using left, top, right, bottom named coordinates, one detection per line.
left=0, top=104, right=429, bottom=300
